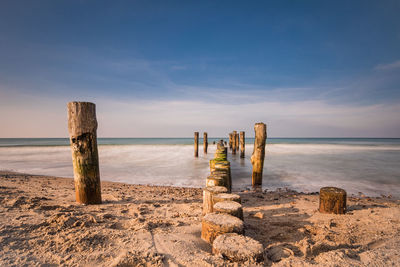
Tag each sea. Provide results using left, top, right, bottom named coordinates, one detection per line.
left=1, top=138, right=400, bottom=198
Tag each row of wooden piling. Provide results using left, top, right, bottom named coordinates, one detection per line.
left=194, top=132, right=209, bottom=157
left=201, top=141, right=265, bottom=262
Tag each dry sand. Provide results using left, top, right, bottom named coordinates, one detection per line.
left=0, top=171, right=399, bottom=266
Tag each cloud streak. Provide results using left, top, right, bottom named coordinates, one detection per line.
left=374, top=60, right=400, bottom=71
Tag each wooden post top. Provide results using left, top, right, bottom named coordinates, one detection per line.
left=67, top=102, right=97, bottom=137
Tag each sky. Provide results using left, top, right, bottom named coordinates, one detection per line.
left=1, top=0, right=400, bottom=138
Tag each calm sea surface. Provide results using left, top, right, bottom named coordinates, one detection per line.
left=1, top=138, right=399, bottom=198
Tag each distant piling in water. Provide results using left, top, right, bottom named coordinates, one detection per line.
left=229, top=133, right=233, bottom=151
left=236, top=133, right=239, bottom=152
left=67, top=101, right=101, bottom=205
left=251, top=123, right=266, bottom=187
left=203, top=132, right=208, bottom=154
left=240, top=131, right=245, bottom=158
left=232, top=131, right=237, bottom=155
left=194, top=132, right=199, bottom=157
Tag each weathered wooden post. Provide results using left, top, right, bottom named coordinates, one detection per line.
left=232, top=131, right=237, bottom=155
left=319, top=187, right=347, bottom=214
left=240, top=131, right=245, bottom=158
left=251, top=123, right=267, bottom=187
left=229, top=133, right=233, bottom=151
left=236, top=132, right=239, bottom=152
left=194, top=132, right=199, bottom=157
left=203, top=132, right=208, bottom=154
left=67, top=102, right=101, bottom=205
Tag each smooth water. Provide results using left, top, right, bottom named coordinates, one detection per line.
left=0, top=138, right=399, bottom=197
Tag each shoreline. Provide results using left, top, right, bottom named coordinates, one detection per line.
left=1, top=171, right=400, bottom=266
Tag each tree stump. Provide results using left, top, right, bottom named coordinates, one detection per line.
left=203, top=186, right=228, bottom=215
left=319, top=187, right=347, bottom=214
left=194, top=132, right=199, bottom=157
left=203, top=132, right=208, bottom=154
left=213, top=193, right=241, bottom=204
left=240, top=131, right=245, bottom=158
left=67, top=101, right=101, bottom=205
left=251, top=123, right=267, bottom=187
left=201, top=213, right=244, bottom=244
left=213, top=201, right=243, bottom=220
left=212, top=233, right=264, bottom=263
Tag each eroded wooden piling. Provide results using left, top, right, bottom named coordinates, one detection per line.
left=240, top=131, right=245, bottom=158
left=232, top=131, right=237, bottom=155
left=236, top=132, right=239, bottom=152
left=319, top=187, right=347, bottom=214
left=67, top=101, right=101, bottom=205
left=203, top=132, right=208, bottom=154
left=194, top=132, right=199, bottom=157
left=251, top=123, right=267, bottom=187
left=229, top=133, right=233, bottom=150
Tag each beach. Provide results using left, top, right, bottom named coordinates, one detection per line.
left=1, top=171, right=399, bottom=266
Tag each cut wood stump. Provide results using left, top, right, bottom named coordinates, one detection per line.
left=212, top=233, right=264, bottom=263
left=213, top=201, right=243, bottom=220
left=201, top=213, right=244, bottom=244
left=213, top=193, right=241, bottom=204
left=319, top=187, right=347, bottom=214
left=203, top=186, right=228, bottom=215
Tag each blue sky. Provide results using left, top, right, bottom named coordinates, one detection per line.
left=1, top=1, right=400, bottom=137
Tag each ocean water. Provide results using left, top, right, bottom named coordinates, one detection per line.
left=0, top=138, right=400, bottom=198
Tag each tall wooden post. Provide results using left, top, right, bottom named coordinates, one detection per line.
left=194, top=132, right=199, bottom=157
left=67, top=102, right=101, bottom=204
left=240, top=131, right=245, bottom=158
left=251, top=123, right=267, bottom=187
left=203, top=132, right=208, bottom=154
left=232, top=131, right=237, bottom=155
left=229, top=133, right=233, bottom=151
left=236, top=132, right=239, bottom=152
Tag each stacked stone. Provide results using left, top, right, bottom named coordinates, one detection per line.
left=202, top=140, right=264, bottom=263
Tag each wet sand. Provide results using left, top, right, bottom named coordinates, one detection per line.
left=0, top=171, right=399, bottom=266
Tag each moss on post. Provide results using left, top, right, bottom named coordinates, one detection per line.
left=67, top=101, right=101, bottom=205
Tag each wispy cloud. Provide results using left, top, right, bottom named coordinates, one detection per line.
left=374, top=60, right=400, bottom=71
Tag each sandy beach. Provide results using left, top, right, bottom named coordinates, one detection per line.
left=0, top=171, right=399, bottom=266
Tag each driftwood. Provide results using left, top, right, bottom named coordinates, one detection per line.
left=201, top=213, right=244, bottom=243
left=213, top=201, right=243, bottom=220
left=319, top=187, right=347, bottom=214
left=194, top=132, right=199, bottom=157
left=67, top=102, right=101, bottom=205
left=203, top=186, right=228, bottom=215
left=203, top=132, right=208, bottom=154
left=240, top=131, right=245, bottom=158
left=250, top=123, right=267, bottom=187
left=212, top=233, right=264, bottom=263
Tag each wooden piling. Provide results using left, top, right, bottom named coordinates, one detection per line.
left=236, top=132, right=239, bottom=152
left=67, top=101, right=101, bottom=205
left=232, top=131, right=237, bottom=155
left=201, top=213, right=244, bottom=243
left=251, top=123, right=267, bottom=187
left=203, top=132, right=208, bottom=154
left=194, top=132, right=199, bottom=157
left=229, top=133, right=233, bottom=150
left=319, top=187, right=347, bottom=214
left=203, top=186, right=228, bottom=215
left=240, top=131, right=245, bottom=158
